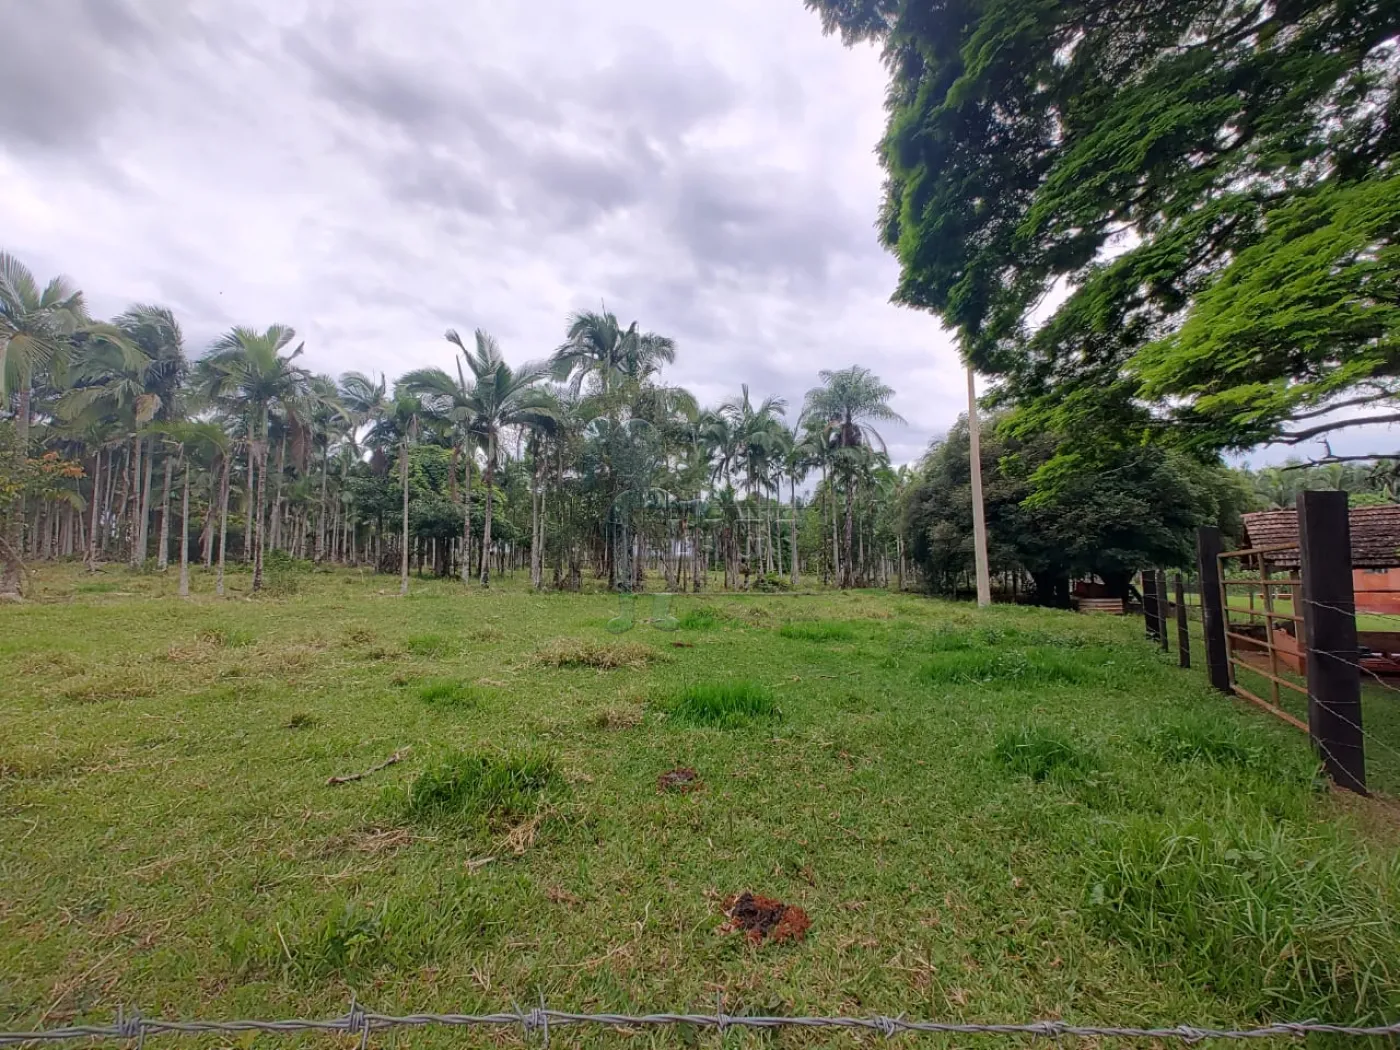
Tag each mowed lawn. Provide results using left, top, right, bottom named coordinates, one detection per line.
left=3, top=565, right=1399, bottom=1048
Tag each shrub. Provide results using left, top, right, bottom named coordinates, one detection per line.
left=399, top=750, right=562, bottom=828
left=994, top=726, right=1098, bottom=782
left=664, top=680, right=779, bottom=728
left=779, top=620, right=857, bottom=642
left=1084, top=816, right=1400, bottom=1020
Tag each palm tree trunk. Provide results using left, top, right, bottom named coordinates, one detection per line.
left=842, top=476, right=855, bottom=589
left=157, top=452, right=174, bottom=570
left=243, top=437, right=255, bottom=562
left=480, top=447, right=495, bottom=587
left=400, top=441, right=410, bottom=596
left=201, top=472, right=216, bottom=568
left=178, top=453, right=191, bottom=597
left=137, top=436, right=155, bottom=566
left=1, top=386, right=32, bottom=598
left=790, top=475, right=800, bottom=588
left=461, top=454, right=473, bottom=585
left=316, top=442, right=330, bottom=562
left=86, top=447, right=103, bottom=569
left=252, top=433, right=270, bottom=592
left=270, top=434, right=287, bottom=552
left=529, top=454, right=541, bottom=589
left=216, top=453, right=231, bottom=597
left=128, top=434, right=143, bottom=567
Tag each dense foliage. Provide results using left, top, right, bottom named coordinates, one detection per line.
left=805, top=0, right=1400, bottom=466
left=903, top=416, right=1253, bottom=601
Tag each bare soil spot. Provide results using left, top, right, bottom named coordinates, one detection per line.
left=657, top=767, right=702, bottom=793
left=719, top=892, right=811, bottom=945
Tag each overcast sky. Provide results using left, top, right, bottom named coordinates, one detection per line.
left=4, top=0, right=1392, bottom=469
left=1, top=0, right=971, bottom=466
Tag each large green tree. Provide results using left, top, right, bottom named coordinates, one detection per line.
left=805, top=0, right=1400, bottom=464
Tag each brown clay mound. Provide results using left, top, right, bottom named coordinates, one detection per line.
left=720, top=892, right=811, bottom=945
left=657, top=767, right=702, bottom=793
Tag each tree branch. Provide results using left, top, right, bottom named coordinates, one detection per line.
left=1287, top=394, right=1394, bottom=422
left=1280, top=453, right=1399, bottom=471
left=1279, top=413, right=1400, bottom=443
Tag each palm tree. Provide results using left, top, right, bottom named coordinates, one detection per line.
left=367, top=389, right=425, bottom=595
left=0, top=252, right=87, bottom=598
left=451, top=328, right=555, bottom=586
left=202, top=325, right=307, bottom=592
left=401, top=360, right=480, bottom=585
left=804, top=367, right=905, bottom=588
left=115, top=305, right=188, bottom=568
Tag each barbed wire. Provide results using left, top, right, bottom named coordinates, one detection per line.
left=5, top=1003, right=1400, bottom=1047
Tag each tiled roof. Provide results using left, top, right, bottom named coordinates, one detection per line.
left=1240, top=505, right=1400, bottom=569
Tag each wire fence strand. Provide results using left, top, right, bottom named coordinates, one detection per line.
left=6, top=1005, right=1400, bottom=1047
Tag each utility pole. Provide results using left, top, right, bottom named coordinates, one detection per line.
left=967, top=365, right=992, bottom=607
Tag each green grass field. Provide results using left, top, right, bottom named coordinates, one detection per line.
left=4, top=564, right=1400, bottom=1047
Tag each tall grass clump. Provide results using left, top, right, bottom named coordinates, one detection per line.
left=921, top=647, right=1118, bottom=686
left=677, top=606, right=724, bottom=631
left=994, top=726, right=1098, bottom=782
left=779, top=620, right=857, bottom=643
left=416, top=680, right=480, bottom=708
left=664, top=680, right=779, bottom=728
left=1084, top=816, right=1400, bottom=1020
left=398, top=750, right=561, bottom=828
left=406, top=633, right=453, bottom=657
left=1144, top=712, right=1272, bottom=769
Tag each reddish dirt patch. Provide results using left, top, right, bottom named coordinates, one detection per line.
left=719, top=892, right=811, bottom=945
left=657, top=767, right=702, bottom=793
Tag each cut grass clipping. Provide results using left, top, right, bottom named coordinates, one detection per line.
left=397, top=749, right=561, bottom=829
left=663, top=680, right=778, bottom=728
left=995, top=726, right=1097, bottom=782
left=779, top=619, right=857, bottom=642
left=416, top=679, right=480, bottom=708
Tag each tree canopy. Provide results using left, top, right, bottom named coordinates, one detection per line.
left=805, top=0, right=1400, bottom=462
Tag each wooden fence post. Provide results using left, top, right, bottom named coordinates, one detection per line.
left=1143, top=571, right=1159, bottom=642
left=1297, top=490, right=1367, bottom=794
left=1197, top=527, right=1231, bottom=694
left=1175, top=572, right=1190, bottom=668
left=1156, top=569, right=1170, bottom=652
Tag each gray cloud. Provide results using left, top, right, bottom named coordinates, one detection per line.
left=0, top=0, right=967, bottom=462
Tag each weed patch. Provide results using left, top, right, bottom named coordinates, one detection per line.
left=534, top=639, right=657, bottom=670
left=283, top=713, right=319, bottom=729
left=397, top=750, right=562, bottom=829
left=995, top=726, right=1098, bottom=782
left=663, top=680, right=779, bottom=728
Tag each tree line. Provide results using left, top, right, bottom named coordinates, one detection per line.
left=0, top=251, right=912, bottom=599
